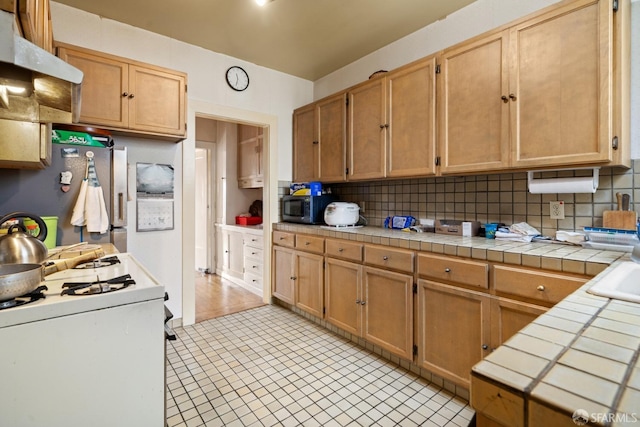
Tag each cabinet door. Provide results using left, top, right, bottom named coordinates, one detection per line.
left=362, top=266, right=413, bottom=360
left=417, top=279, right=491, bottom=388
left=317, top=93, right=347, bottom=182
left=348, top=78, right=386, bottom=180
left=387, top=57, right=437, bottom=178
left=490, top=297, right=547, bottom=350
left=292, top=104, right=317, bottom=182
left=272, top=246, right=294, bottom=304
left=294, top=251, right=324, bottom=318
left=128, top=65, right=186, bottom=136
left=510, top=0, right=612, bottom=168
left=438, top=31, right=510, bottom=174
left=221, top=229, right=244, bottom=279
left=238, top=139, right=260, bottom=181
left=58, top=47, right=128, bottom=128
left=325, top=258, right=362, bottom=335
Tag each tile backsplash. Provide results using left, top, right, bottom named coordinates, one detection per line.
left=280, top=159, right=640, bottom=238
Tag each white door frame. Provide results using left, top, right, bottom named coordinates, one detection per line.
left=182, top=101, right=277, bottom=326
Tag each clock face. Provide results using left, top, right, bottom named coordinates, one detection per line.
left=226, top=66, right=249, bottom=91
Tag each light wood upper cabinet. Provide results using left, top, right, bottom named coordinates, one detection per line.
left=56, top=43, right=187, bottom=140
left=438, top=0, right=626, bottom=173
left=510, top=0, right=613, bottom=168
left=387, top=57, right=437, bottom=178
left=238, top=125, right=263, bottom=188
left=438, top=32, right=510, bottom=174
left=292, top=103, right=316, bottom=183
left=292, top=92, right=347, bottom=183
left=348, top=77, right=387, bottom=180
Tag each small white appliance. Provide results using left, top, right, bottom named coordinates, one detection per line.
left=324, top=202, right=360, bottom=226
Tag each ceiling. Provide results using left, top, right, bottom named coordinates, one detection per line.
left=52, top=0, right=477, bottom=81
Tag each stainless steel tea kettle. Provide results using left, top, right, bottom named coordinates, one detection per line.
left=0, top=212, right=48, bottom=264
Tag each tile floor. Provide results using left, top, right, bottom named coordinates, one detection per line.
left=166, top=305, right=475, bottom=427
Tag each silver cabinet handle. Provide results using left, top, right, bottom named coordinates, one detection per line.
left=338, top=248, right=344, bottom=252
left=537, top=285, right=545, bottom=291
left=356, top=299, right=361, bottom=304
left=360, top=301, right=366, bottom=305
left=382, top=256, right=388, bottom=261
left=445, top=268, right=451, bottom=273
left=482, top=344, right=488, bottom=350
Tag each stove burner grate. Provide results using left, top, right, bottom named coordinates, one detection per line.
left=74, top=256, right=121, bottom=269
left=61, top=274, right=135, bottom=296
left=0, top=286, right=48, bottom=310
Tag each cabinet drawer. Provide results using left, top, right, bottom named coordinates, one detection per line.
left=493, top=265, right=588, bottom=305
left=244, top=258, right=263, bottom=275
left=417, top=253, right=489, bottom=289
left=273, top=231, right=295, bottom=248
left=325, top=239, right=363, bottom=262
left=244, top=272, right=263, bottom=290
left=295, top=235, right=325, bottom=254
left=244, top=234, right=264, bottom=248
left=364, top=245, right=414, bottom=273
left=244, top=245, right=263, bottom=261
left=471, top=373, right=524, bottom=427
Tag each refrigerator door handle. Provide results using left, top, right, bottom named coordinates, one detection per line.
left=111, top=147, right=128, bottom=227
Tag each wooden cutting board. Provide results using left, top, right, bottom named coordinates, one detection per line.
left=602, top=210, right=637, bottom=230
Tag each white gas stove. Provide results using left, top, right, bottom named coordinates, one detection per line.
left=0, top=252, right=167, bottom=427
left=0, top=252, right=165, bottom=328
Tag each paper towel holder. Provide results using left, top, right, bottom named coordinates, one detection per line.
left=527, top=167, right=600, bottom=194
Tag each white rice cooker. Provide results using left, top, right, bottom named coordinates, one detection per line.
left=324, top=202, right=360, bottom=226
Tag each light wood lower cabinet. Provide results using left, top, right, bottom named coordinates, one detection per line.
left=490, top=297, right=547, bottom=350
left=325, top=257, right=362, bottom=336
left=272, top=240, right=324, bottom=317
left=272, top=245, right=295, bottom=304
left=417, top=280, right=491, bottom=388
left=294, top=251, right=324, bottom=318
left=362, top=266, right=413, bottom=361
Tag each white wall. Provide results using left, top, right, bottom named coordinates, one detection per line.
left=50, top=2, right=313, bottom=320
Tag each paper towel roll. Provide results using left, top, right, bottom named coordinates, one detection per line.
left=527, top=169, right=599, bottom=194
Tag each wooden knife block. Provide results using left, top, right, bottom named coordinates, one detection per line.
left=602, top=210, right=638, bottom=230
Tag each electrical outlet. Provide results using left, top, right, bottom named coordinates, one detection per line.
left=358, top=201, right=366, bottom=213
left=550, top=201, right=565, bottom=220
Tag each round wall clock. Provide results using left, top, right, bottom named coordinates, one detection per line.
left=225, top=66, right=249, bottom=91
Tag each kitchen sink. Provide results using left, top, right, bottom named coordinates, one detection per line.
left=587, top=261, right=640, bottom=304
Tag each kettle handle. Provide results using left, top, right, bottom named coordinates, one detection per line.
left=0, top=212, right=48, bottom=242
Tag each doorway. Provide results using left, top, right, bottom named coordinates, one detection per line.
left=194, top=117, right=267, bottom=323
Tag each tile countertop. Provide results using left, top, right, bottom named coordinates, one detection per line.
left=274, top=223, right=638, bottom=423
left=472, top=267, right=640, bottom=426
left=273, top=223, right=627, bottom=276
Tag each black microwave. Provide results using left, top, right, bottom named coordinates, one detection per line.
left=282, top=194, right=335, bottom=224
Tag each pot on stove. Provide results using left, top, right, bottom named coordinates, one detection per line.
left=0, top=212, right=48, bottom=265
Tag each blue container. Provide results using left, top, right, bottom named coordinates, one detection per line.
left=310, top=181, right=322, bottom=196
left=485, top=223, right=498, bottom=239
